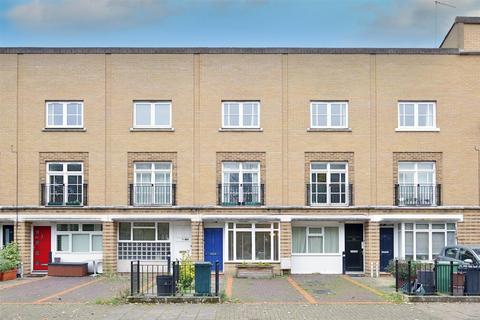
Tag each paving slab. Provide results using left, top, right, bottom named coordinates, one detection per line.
left=291, top=274, right=385, bottom=303
left=231, top=277, right=306, bottom=303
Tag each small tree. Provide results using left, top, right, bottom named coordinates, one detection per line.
left=0, top=243, right=20, bottom=273
left=177, top=252, right=195, bottom=294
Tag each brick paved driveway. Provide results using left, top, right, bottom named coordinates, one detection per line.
left=229, top=274, right=386, bottom=304
left=0, top=275, right=128, bottom=304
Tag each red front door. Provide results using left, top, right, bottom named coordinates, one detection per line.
left=33, top=226, right=51, bottom=271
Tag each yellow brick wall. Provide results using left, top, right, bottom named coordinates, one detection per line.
left=280, top=221, right=292, bottom=259
left=15, top=222, right=32, bottom=274
left=364, top=222, right=380, bottom=275
left=102, top=221, right=117, bottom=274
left=191, top=221, right=204, bottom=262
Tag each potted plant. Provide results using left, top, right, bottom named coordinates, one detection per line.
left=236, top=262, right=274, bottom=279
left=0, top=243, right=20, bottom=281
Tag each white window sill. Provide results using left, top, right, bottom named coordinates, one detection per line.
left=307, top=128, right=352, bottom=132
left=395, top=128, right=440, bottom=132
left=42, top=128, right=86, bottom=132
left=219, top=128, right=263, bottom=132
left=130, top=127, right=175, bottom=132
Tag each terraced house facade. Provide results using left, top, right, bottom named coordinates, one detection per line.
left=1, top=17, right=480, bottom=276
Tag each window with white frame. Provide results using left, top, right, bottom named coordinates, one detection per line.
left=310, top=102, right=348, bottom=128
left=310, top=162, right=348, bottom=206
left=133, top=162, right=172, bottom=206
left=117, top=222, right=170, bottom=261
left=226, top=223, right=279, bottom=261
left=46, top=162, right=84, bottom=206
left=292, top=226, right=340, bottom=254
left=222, top=162, right=261, bottom=205
left=133, top=102, right=172, bottom=128
left=222, top=101, right=260, bottom=128
left=402, top=222, right=456, bottom=261
left=397, top=102, right=437, bottom=130
left=397, top=162, right=436, bottom=206
left=56, top=223, right=103, bottom=253
left=46, top=101, right=83, bottom=128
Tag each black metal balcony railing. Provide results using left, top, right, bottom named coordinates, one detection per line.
left=40, top=183, right=87, bottom=206
left=129, top=184, right=176, bottom=206
left=306, top=183, right=353, bottom=206
left=395, top=184, right=441, bottom=207
left=217, top=183, right=264, bottom=206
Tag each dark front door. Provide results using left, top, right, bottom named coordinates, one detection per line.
left=380, top=228, right=394, bottom=271
left=345, top=224, right=364, bottom=272
left=33, top=226, right=51, bottom=271
left=204, top=228, right=223, bottom=271
left=2, top=225, right=14, bottom=247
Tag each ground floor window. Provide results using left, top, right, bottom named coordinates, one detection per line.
left=401, top=222, right=456, bottom=261
left=292, top=226, right=340, bottom=254
left=226, top=222, right=279, bottom=262
left=56, top=223, right=103, bottom=253
left=117, top=222, right=171, bottom=260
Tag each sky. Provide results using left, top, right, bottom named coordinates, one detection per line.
left=0, top=0, right=480, bottom=48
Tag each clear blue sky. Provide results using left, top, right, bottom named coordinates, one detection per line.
left=0, top=0, right=478, bottom=48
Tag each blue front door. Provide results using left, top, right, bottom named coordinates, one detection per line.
left=380, top=228, right=394, bottom=271
left=204, top=228, right=223, bottom=271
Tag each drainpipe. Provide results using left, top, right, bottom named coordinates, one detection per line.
left=475, top=146, right=480, bottom=205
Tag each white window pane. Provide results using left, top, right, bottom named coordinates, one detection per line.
left=57, top=235, right=70, bottom=251
left=432, top=232, right=445, bottom=257
left=405, top=231, right=413, bottom=258
left=324, top=227, right=339, bottom=253
left=292, top=227, right=307, bottom=253
left=223, top=162, right=240, bottom=170
left=236, top=231, right=252, bottom=260
left=119, top=222, right=131, bottom=240
left=399, top=162, right=416, bottom=170
left=311, top=163, right=327, bottom=170
left=242, top=162, right=259, bottom=170
left=154, top=162, right=171, bottom=170
left=72, top=234, right=90, bottom=252
left=447, top=223, right=456, bottom=231
left=447, top=232, right=456, bottom=245
left=416, top=223, right=429, bottom=230
left=330, top=163, right=346, bottom=170
left=135, top=162, right=152, bottom=170
left=133, top=228, right=155, bottom=241
left=255, top=231, right=271, bottom=260
left=416, top=232, right=429, bottom=260
left=154, top=103, right=170, bottom=126
left=67, top=163, right=82, bottom=172
left=309, top=227, right=323, bottom=234
left=157, top=223, right=169, bottom=240
left=92, top=235, right=103, bottom=251
left=432, top=223, right=445, bottom=230
left=417, top=162, right=434, bottom=170
left=308, top=236, right=323, bottom=253
left=135, top=104, right=151, bottom=126
left=66, top=103, right=82, bottom=126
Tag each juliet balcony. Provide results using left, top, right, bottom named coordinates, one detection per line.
left=217, top=183, right=265, bottom=206
left=394, top=184, right=442, bottom=207
left=40, top=183, right=88, bottom=206
left=129, top=183, right=176, bottom=206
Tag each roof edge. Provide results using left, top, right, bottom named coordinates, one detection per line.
left=0, top=47, right=459, bottom=55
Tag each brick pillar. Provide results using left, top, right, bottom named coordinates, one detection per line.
left=191, top=220, right=204, bottom=262
left=102, top=221, right=117, bottom=274
left=364, top=221, right=380, bottom=277
left=457, top=211, right=480, bottom=244
left=15, top=222, right=32, bottom=274
left=280, top=221, right=292, bottom=260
